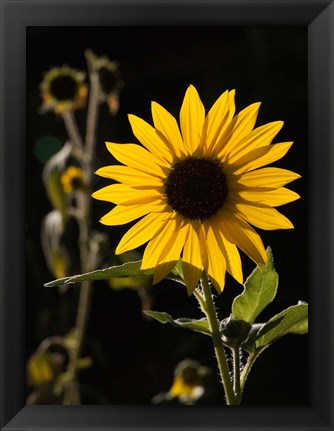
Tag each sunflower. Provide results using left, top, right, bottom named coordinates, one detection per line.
left=40, top=66, right=88, bottom=114
left=60, top=166, right=84, bottom=193
left=92, top=86, right=300, bottom=294
left=169, top=359, right=208, bottom=404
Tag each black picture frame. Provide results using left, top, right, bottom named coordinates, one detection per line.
left=1, top=0, right=333, bottom=430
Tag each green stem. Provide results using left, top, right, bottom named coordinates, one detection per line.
left=200, top=273, right=236, bottom=405
left=63, top=280, right=92, bottom=404
left=61, top=87, right=100, bottom=404
left=62, top=110, right=84, bottom=150
left=38, top=336, right=67, bottom=353
left=240, top=351, right=260, bottom=393
left=63, top=211, right=95, bottom=405
left=193, top=288, right=207, bottom=313
left=232, top=347, right=241, bottom=404
left=85, top=71, right=101, bottom=162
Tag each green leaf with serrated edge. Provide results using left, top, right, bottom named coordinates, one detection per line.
left=255, top=303, right=308, bottom=349
left=232, top=247, right=278, bottom=324
left=144, top=311, right=211, bottom=336
left=44, top=260, right=185, bottom=287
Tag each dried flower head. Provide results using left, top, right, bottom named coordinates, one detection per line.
left=40, top=66, right=88, bottom=114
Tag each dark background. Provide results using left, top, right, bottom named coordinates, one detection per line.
left=26, top=26, right=308, bottom=405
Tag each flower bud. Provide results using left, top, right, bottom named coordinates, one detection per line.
left=220, top=315, right=251, bottom=347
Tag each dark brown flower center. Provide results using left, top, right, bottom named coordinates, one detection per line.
left=164, top=156, right=228, bottom=221
left=50, top=75, right=78, bottom=101
left=98, top=67, right=117, bottom=94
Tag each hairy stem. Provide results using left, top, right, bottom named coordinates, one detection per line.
left=240, top=351, right=260, bottom=393
left=193, top=288, right=207, bottom=313
left=232, top=347, right=241, bottom=404
left=200, top=273, right=236, bottom=405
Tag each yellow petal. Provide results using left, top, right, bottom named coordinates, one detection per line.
left=151, top=102, right=186, bottom=158
left=228, top=142, right=294, bottom=175
left=100, top=202, right=165, bottom=226
left=200, top=90, right=229, bottom=153
left=230, top=167, right=301, bottom=189
left=92, top=183, right=163, bottom=205
left=211, top=220, right=243, bottom=284
left=141, top=217, right=179, bottom=270
left=219, top=209, right=267, bottom=265
left=236, top=187, right=300, bottom=207
left=221, top=236, right=243, bottom=284
left=182, top=222, right=204, bottom=295
left=202, top=222, right=227, bottom=294
left=92, top=183, right=130, bottom=203
left=221, top=121, right=284, bottom=160
left=128, top=114, right=174, bottom=164
left=106, top=142, right=167, bottom=177
left=179, top=85, right=205, bottom=154
left=229, top=201, right=294, bottom=230
left=119, top=188, right=164, bottom=205
left=141, top=216, right=187, bottom=280
left=152, top=261, right=180, bottom=285
left=116, top=212, right=171, bottom=254
left=210, top=90, right=236, bottom=156
left=95, top=165, right=164, bottom=188
left=152, top=224, right=189, bottom=284
left=216, top=102, right=261, bottom=157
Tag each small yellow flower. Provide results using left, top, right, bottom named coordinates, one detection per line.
left=60, top=166, right=84, bottom=193
left=170, top=375, right=204, bottom=399
left=40, top=66, right=88, bottom=114
left=93, top=86, right=301, bottom=295
left=27, top=352, right=55, bottom=387
left=169, top=359, right=208, bottom=403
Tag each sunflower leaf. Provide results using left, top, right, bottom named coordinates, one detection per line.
left=241, top=323, right=265, bottom=353
left=143, top=311, right=211, bottom=336
left=42, top=142, right=72, bottom=223
left=47, top=169, right=67, bottom=221
left=108, top=276, right=151, bottom=291
left=44, top=260, right=184, bottom=287
left=255, top=302, right=308, bottom=350
left=232, top=247, right=278, bottom=324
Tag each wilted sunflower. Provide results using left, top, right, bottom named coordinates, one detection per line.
left=40, top=66, right=88, bottom=114
left=85, top=50, right=123, bottom=115
left=93, top=86, right=300, bottom=294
